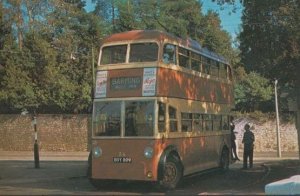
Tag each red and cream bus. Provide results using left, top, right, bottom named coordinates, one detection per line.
left=88, top=30, right=234, bottom=189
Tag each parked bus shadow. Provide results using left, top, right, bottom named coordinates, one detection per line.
left=0, top=160, right=269, bottom=194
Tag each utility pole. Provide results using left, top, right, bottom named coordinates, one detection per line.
left=274, top=79, right=281, bottom=158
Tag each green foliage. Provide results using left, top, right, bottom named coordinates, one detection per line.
left=234, top=71, right=273, bottom=112
left=239, top=0, right=300, bottom=87
left=236, top=0, right=300, bottom=114
left=0, top=0, right=102, bottom=113
left=0, top=0, right=236, bottom=113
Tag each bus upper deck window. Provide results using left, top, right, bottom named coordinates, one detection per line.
left=163, top=44, right=176, bottom=64
left=203, top=57, right=211, bottom=74
left=101, top=45, right=127, bottom=65
left=191, top=52, right=201, bottom=72
left=178, top=47, right=190, bottom=69
left=130, top=43, right=158, bottom=62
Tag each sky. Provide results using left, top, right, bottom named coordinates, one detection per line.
left=201, top=1, right=243, bottom=39
left=84, top=0, right=243, bottom=39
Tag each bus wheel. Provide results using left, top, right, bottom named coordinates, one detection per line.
left=160, top=155, right=183, bottom=190
left=220, top=148, right=229, bottom=171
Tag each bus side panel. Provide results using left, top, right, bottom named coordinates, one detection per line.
left=156, top=67, right=234, bottom=105
left=157, top=133, right=231, bottom=176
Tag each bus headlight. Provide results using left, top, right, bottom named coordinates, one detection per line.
left=144, top=147, right=154, bottom=159
left=93, top=146, right=102, bottom=158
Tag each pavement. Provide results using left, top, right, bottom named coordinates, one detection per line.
left=0, top=151, right=298, bottom=161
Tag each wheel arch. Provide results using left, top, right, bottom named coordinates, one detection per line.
left=157, top=145, right=183, bottom=180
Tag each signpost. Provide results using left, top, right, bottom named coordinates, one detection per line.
left=32, top=112, right=40, bottom=168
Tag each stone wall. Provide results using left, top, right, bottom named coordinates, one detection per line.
left=0, top=114, right=91, bottom=151
left=0, top=114, right=298, bottom=153
left=234, top=117, right=299, bottom=152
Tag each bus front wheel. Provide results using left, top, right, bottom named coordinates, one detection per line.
left=159, top=155, right=183, bottom=190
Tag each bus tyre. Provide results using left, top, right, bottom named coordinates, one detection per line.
left=220, top=148, right=229, bottom=171
left=160, top=155, right=183, bottom=190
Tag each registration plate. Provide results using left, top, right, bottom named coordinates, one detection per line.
left=113, top=157, right=132, bottom=163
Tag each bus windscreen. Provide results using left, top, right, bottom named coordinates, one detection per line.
left=93, top=101, right=154, bottom=137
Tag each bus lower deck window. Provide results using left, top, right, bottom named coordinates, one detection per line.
left=93, top=102, right=121, bottom=136
left=158, top=102, right=166, bottom=132
left=169, top=106, right=178, bottom=132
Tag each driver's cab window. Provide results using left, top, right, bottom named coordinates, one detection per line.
left=163, top=44, right=176, bottom=64
left=125, top=101, right=154, bottom=137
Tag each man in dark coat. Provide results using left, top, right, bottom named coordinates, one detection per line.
left=242, top=124, right=255, bottom=169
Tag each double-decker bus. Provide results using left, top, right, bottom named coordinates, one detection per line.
left=88, top=30, right=234, bottom=189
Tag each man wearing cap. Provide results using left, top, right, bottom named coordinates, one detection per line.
left=242, top=124, right=255, bottom=169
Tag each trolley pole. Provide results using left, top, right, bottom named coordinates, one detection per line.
left=275, top=79, right=281, bottom=158
left=32, top=112, right=40, bottom=168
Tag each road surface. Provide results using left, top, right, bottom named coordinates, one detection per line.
left=0, top=152, right=299, bottom=195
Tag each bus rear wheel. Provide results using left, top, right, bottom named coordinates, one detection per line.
left=220, top=148, right=229, bottom=171
left=159, top=155, right=183, bottom=190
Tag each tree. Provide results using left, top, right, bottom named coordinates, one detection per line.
left=234, top=71, right=273, bottom=112
left=0, top=0, right=103, bottom=113
left=237, top=0, right=300, bottom=157
left=199, top=10, right=236, bottom=61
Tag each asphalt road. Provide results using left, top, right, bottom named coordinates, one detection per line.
left=0, top=152, right=299, bottom=195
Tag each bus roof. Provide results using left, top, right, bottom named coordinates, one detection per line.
left=101, top=30, right=229, bottom=65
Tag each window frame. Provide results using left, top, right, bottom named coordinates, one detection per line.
left=169, top=105, right=178, bottom=132
left=129, top=42, right=159, bottom=63
left=178, top=47, right=190, bottom=69
left=181, top=112, right=193, bottom=132
left=100, top=44, right=128, bottom=65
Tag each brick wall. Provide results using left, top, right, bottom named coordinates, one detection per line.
left=0, top=114, right=298, bottom=152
